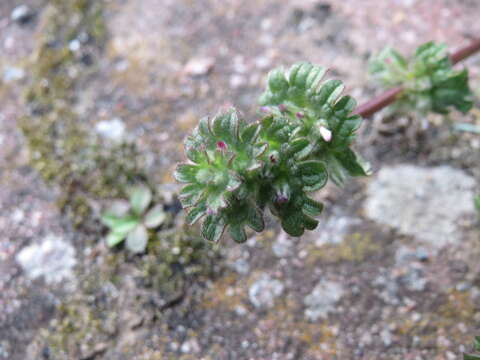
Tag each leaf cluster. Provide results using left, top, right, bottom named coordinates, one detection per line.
left=101, top=185, right=166, bottom=253
left=369, top=41, right=473, bottom=115
left=464, top=336, right=480, bottom=360
left=175, top=63, right=370, bottom=242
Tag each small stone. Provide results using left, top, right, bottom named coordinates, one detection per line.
left=380, top=329, right=393, bottom=347
left=248, top=274, right=284, bottom=309
left=401, top=268, right=428, bottom=292
left=229, top=74, right=246, bottom=88
left=3, top=67, right=25, bottom=83
left=235, top=305, right=248, bottom=316
left=184, top=57, right=215, bottom=76
left=230, top=258, right=250, bottom=275
left=272, top=233, right=292, bottom=258
left=95, top=118, right=126, bottom=142
left=69, top=39, right=81, bottom=52
left=304, top=280, right=344, bottom=321
left=456, top=281, right=472, bottom=292
left=11, top=5, right=35, bottom=24
left=16, top=235, right=77, bottom=285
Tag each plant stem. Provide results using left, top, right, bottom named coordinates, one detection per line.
left=353, top=38, right=480, bottom=118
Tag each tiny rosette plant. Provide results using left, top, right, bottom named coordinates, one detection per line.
left=176, top=62, right=370, bottom=243
left=369, top=41, right=473, bottom=115
left=101, top=185, right=166, bottom=253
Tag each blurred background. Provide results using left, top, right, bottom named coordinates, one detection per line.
left=1, top=0, right=480, bottom=359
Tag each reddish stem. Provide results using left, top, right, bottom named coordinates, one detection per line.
left=353, top=38, right=480, bottom=118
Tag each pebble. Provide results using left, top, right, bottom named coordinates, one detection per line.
left=304, top=280, right=344, bottom=321
left=16, top=235, right=77, bottom=285
left=11, top=5, right=34, bottom=24
left=184, top=57, right=215, bottom=76
left=3, top=67, right=25, bottom=83
left=248, top=274, right=284, bottom=309
left=272, top=233, right=292, bottom=258
left=95, top=118, right=126, bottom=142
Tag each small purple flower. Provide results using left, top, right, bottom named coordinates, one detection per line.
left=217, top=141, right=227, bottom=150
left=278, top=104, right=287, bottom=113
left=276, top=195, right=289, bottom=204
left=296, top=112, right=304, bottom=119
left=270, top=154, right=277, bottom=164
left=260, top=106, right=270, bottom=113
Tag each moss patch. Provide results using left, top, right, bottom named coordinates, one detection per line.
left=306, top=232, right=381, bottom=265
left=20, top=0, right=144, bottom=226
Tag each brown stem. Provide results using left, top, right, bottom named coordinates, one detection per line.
left=353, top=38, right=480, bottom=118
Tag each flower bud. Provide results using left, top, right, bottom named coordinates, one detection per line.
left=319, top=126, right=332, bottom=142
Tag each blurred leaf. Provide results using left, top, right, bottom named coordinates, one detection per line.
left=126, top=224, right=148, bottom=253
left=144, top=205, right=166, bottom=228
left=106, top=231, right=127, bottom=247
left=129, top=185, right=152, bottom=215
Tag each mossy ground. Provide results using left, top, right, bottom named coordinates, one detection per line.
left=2, top=0, right=480, bottom=359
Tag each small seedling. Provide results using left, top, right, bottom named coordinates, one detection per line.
left=101, top=185, right=166, bottom=253
left=369, top=41, right=473, bottom=115
left=475, top=195, right=480, bottom=215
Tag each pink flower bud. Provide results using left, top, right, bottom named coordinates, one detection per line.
left=278, top=104, right=287, bottom=113
left=319, top=126, right=332, bottom=142
left=296, top=112, right=304, bottom=119
left=217, top=141, right=227, bottom=150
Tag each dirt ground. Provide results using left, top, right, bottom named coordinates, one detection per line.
left=1, top=0, right=480, bottom=359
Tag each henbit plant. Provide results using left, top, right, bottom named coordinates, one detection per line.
left=175, top=38, right=480, bottom=243
left=464, top=336, right=480, bottom=360
left=175, top=63, right=371, bottom=243
left=101, top=185, right=166, bottom=253
left=369, top=41, right=473, bottom=116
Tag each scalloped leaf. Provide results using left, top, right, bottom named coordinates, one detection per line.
left=201, top=215, right=226, bottom=242
left=297, top=160, right=328, bottom=192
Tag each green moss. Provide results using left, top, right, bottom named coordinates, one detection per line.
left=20, top=0, right=143, bottom=226
left=141, top=226, right=221, bottom=296
left=396, top=289, right=479, bottom=350
left=306, top=232, right=381, bottom=265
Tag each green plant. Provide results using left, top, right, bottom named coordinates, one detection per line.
left=464, top=336, right=480, bottom=359
left=175, top=63, right=370, bottom=242
left=101, top=185, right=166, bottom=253
left=369, top=41, right=473, bottom=115
left=475, top=195, right=480, bottom=214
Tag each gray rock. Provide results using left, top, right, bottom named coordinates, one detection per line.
left=304, top=280, right=344, bottom=321
left=16, top=235, right=77, bottom=285
left=248, top=274, right=284, bottom=309
left=312, top=211, right=361, bottom=247
left=95, top=118, right=126, bottom=142
left=365, top=165, right=476, bottom=249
